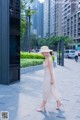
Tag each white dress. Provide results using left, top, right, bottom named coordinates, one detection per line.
left=43, top=57, right=61, bottom=101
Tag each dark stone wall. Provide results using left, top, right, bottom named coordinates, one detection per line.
left=0, top=0, right=9, bottom=84
left=0, top=0, right=2, bottom=82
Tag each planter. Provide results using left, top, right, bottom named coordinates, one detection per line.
left=20, top=61, right=57, bottom=74
left=20, top=64, right=43, bottom=74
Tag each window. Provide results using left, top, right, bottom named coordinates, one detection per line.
left=65, top=51, right=69, bottom=53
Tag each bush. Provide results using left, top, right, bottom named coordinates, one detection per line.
left=20, top=51, right=45, bottom=59
left=52, top=56, right=55, bottom=61
left=21, top=59, right=43, bottom=67
left=20, top=51, right=55, bottom=68
left=21, top=51, right=55, bottom=60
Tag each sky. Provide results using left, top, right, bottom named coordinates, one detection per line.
left=38, top=0, right=44, bottom=3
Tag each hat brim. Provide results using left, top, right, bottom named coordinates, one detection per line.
left=39, top=49, right=52, bottom=53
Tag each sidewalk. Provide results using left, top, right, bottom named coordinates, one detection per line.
left=0, top=59, right=80, bottom=120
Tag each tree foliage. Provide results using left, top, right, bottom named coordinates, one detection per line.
left=20, top=17, right=26, bottom=48
left=20, top=18, right=26, bottom=40
left=30, top=34, right=38, bottom=49
left=20, top=0, right=36, bottom=49
left=37, top=36, right=72, bottom=50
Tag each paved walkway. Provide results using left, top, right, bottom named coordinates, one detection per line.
left=0, top=59, right=80, bottom=120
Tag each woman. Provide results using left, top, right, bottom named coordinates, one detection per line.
left=75, top=50, right=78, bottom=62
left=37, top=46, right=62, bottom=112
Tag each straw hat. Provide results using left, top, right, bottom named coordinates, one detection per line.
left=39, top=46, right=52, bottom=53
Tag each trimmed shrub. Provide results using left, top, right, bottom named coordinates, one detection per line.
left=20, top=51, right=45, bottom=59
left=21, top=59, right=43, bottom=67
left=52, top=56, right=55, bottom=61
left=20, top=52, right=55, bottom=68
left=20, top=51, right=55, bottom=60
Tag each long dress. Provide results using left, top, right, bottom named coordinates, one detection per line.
left=43, top=57, right=61, bottom=102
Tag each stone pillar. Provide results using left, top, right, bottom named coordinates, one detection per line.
left=0, top=0, right=20, bottom=85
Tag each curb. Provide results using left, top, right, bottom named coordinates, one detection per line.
left=20, top=62, right=57, bottom=74
left=20, top=64, right=43, bottom=74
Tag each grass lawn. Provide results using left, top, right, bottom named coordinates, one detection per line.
left=20, top=58, right=44, bottom=68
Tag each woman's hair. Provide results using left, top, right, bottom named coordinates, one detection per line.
left=50, top=51, right=53, bottom=56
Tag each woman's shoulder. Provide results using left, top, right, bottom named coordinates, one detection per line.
left=48, top=56, right=52, bottom=61
left=47, top=56, right=53, bottom=64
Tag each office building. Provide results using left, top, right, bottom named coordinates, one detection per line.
left=44, top=0, right=62, bottom=37
left=31, top=0, right=44, bottom=38
left=62, top=0, right=80, bottom=42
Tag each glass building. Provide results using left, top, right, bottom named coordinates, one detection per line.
left=31, top=0, right=44, bottom=38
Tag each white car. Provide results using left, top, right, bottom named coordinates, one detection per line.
left=64, top=50, right=76, bottom=58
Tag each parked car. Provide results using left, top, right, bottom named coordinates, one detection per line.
left=64, top=49, right=76, bottom=58
left=36, top=49, right=40, bottom=53
left=31, top=49, right=36, bottom=53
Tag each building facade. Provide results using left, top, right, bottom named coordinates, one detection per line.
left=44, top=0, right=62, bottom=38
left=44, top=0, right=49, bottom=37
left=62, top=0, right=80, bottom=42
left=55, top=0, right=62, bottom=36
left=43, top=0, right=80, bottom=43
left=31, top=0, right=44, bottom=38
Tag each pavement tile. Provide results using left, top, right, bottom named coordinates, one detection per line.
left=0, top=59, right=80, bottom=120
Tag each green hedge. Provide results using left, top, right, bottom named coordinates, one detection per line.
left=21, top=59, right=43, bottom=67
left=52, top=56, right=55, bottom=61
left=20, top=51, right=55, bottom=61
left=20, top=52, right=55, bottom=67
left=20, top=51, right=45, bottom=59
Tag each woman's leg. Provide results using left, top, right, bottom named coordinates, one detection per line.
left=37, top=84, right=51, bottom=112
left=37, top=100, right=47, bottom=112
left=51, top=85, right=62, bottom=109
left=41, top=100, right=46, bottom=108
left=56, top=100, right=62, bottom=110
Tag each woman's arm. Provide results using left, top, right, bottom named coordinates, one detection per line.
left=48, top=57, right=55, bottom=85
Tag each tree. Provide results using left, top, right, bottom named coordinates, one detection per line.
left=20, top=0, right=36, bottom=51
left=20, top=17, right=26, bottom=48
left=38, top=36, right=72, bottom=51
left=30, top=34, right=38, bottom=50
left=38, top=38, right=47, bottom=47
